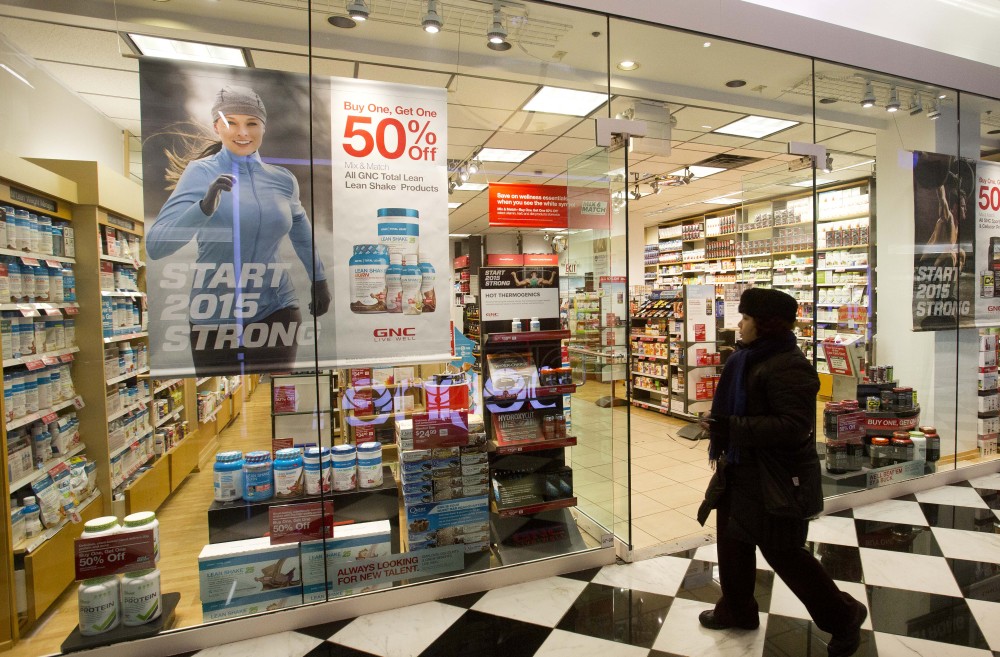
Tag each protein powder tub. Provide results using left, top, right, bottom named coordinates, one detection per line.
left=357, top=441, right=383, bottom=489
left=376, top=207, right=419, bottom=259
left=242, top=450, right=274, bottom=502
left=82, top=516, right=121, bottom=538
left=303, top=447, right=331, bottom=495
left=349, top=244, right=390, bottom=313
left=121, top=568, right=161, bottom=626
left=418, top=256, right=436, bottom=312
left=331, top=444, right=357, bottom=491
left=273, top=448, right=304, bottom=499
left=78, top=576, right=120, bottom=636
left=213, top=451, right=245, bottom=502
left=122, top=511, right=160, bottom=563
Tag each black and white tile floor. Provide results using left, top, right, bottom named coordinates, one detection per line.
left=183, top=474, right=1000, bottom=657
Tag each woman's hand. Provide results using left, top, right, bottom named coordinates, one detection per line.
left=200, top=174, right=236, bottom=216
left=310, top=279, right=332, bottom=316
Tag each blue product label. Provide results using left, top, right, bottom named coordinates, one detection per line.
left=377, top=223, right=419, bottom=236
left=332, top=460, right=355, bottom=469
left=357, top=456, right=381, bottom=467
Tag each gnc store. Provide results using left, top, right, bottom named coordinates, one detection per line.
left=0, top=0, right=998, bottom=655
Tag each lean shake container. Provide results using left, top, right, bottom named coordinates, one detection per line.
left=331, top=444, right=357, bottom=491
left=357, top=441, right=383, bottom=489
left=400, top=254, right=423, bottom=316
left=376, top=208, right=419, bottom=259
left=349, top=245, right=390, bottom=313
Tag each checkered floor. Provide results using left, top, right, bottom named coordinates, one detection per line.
left=182, top=473, right=1000, bottom=657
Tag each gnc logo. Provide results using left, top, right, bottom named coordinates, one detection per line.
left=374, top=327, right=417, bottom=339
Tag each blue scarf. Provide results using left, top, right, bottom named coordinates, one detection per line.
left=709, top=330, right=798, bottom=464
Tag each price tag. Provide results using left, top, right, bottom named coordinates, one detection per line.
left=59, top=353, right=74, bottom=363
left=413, top=410, right=469, bottom=449
left=64, top=306, right=78, bottom=315
left=25, top=360, right=45, bottom=371
left=73, top=395, right=85, bottom=409
left=41, top=412, right=58, bottom=424
left=133, top=259, right=142, bottom=269
left=75, top=529, right=156, bottom=580
left=45, top=260, right=62, bottom=268
left=17, top=304, right=40, bottom=317
left=43, top=308, right=62, bottom=316
left=20, top=257, right=39, bottom=267
left=268, top=502, right=334, bottom=545
left=41, top=356, right=58, bottom=365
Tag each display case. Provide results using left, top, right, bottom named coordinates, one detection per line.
left=271, top=372, right=339, bottom=453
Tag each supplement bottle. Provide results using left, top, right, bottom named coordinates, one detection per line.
left=529, top=317, right=541, bottom=332
left=121, top=569, right=161, bottom=626
left=400, top=254, right=423, bottom=315
left=418, top=256, right=436, bottom=312
left=385, top=254, right=403, bottom=313
left=349, top=244, right=390, bottom=313
left=273, top=447, right=304, bottom=498
left=331, top=444, right=357, bottom=491
left=357, top=441, right=383, bottom=489
left=78, top=577, right=120, bottom=636
left=376, top=207, right=419, bottom=259
left=303, top=447, right=332, bottom=495
left=213, top=451, right=245, bottom=502
left=22, top=496, right=42, bottom=538
left=243, top=450, right=274, bottom=501
left=122, top=511, right=160, bottom=563
left=919, top=426, right=941, bottom=462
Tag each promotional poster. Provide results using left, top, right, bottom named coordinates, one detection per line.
left=478, top=266, right=561, bottom=335
left=139, top=60, right=451, bottom=375
left=911, top=150, right=976, bottom=330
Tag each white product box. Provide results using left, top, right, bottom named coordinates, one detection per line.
left=978, top=394, right=1000, bottom=414
left=980, top=349, right=998, bottom=368
left=201, top=587, right=302, bottom=621
left=301, top=520, right=392, bottom=602
left=979, top=370, right=998, bottom=392
left=198, top=537, right=301, bottom=603
left=977, top=416, right=1000, bottom=435
left=980, top=334, right=997, bottom=351
left=979, top=436, right=998, bottom=457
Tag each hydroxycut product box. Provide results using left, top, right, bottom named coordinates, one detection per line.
left=198, top=537, right=301, bottom=603
left=301, top=520, right=392, bottom=602
left=201, top=587, right=302, bottom=621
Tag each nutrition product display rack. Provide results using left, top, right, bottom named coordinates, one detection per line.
left=568, top=291, right=602, bottom=379
left=453, top=254, right=471, bottom=306
left=642, top=179, right=875, bottom=392
left=629, top=289, right=682, bottom=417
left=271, top=372, right=339, bottom=454
left=977, top=330, right=999, bottom=458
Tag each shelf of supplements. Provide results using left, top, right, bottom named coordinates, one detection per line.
left=0, top=302, right=79, bottom=312
left=106, top=396, right=151, bottom=422
left=817, top=211, right=869, bottom=223
left=99, top=253, right=145, bottom=267
left=6, top=397, right=80, bottom=432
left=153, top=405, right=184, bottom=428
left=12, top=490, right=101, bottom=556
left=153, top=378, right=183, bottom=395
left=0, top=247, right=75, bottom=264
left=8, top=443, right=86, bottom=494
left=103, top=331, right=148, bottom=344
left=490, top=435, right=577, bottom=455
left=2, top=345, right=79, bottom=369
left=99, top=290, right=145, bottom=298
left=105, top=366, right=149, bottom=386
left=490, top=496, right=577, bottom=518
left=109, top=427, right=154, bottom=461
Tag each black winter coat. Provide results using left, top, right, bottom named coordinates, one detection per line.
left=698, top=342, right=821, bottom=551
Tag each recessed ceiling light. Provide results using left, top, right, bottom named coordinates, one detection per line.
left=789, top=178, right=833, bottom=187
left=449, top=233, right=470, bottom=237
left=669, top=165, right=725, bottom=178
left=453, top=181, right=488, bottom=191
left=523, top=86, right=606, bottom=116
left=328, top=15, right=357, bottom=28
left=448, top=203, right=463, bottom=209
left=127, top=34, right=247, bottom=66
left=712, top=115, right=798, bottom=139
left=703, top=196, right=743, bottom=204
left=819, top=97, right=838, bottom=104
left=725, top=79, right=746, bottom=88
left=477, top=147, right=534, bottom=163
left=703, top=41, right=711, bottom=47
left=617, top=60, right=640, bottom=71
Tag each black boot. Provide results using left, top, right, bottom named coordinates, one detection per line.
left=698, top=608, right=760, bottom=631
left=826, top=599, right=868, bottom=657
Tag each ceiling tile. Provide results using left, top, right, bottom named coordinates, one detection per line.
left=447, top=127, right=494, bottom=147
left=821, top=130, right=877, bottom=152
left=672, top=106, right=745, bottom=131
left=360, top=64, right=451, bottom=88
left=41, top=62, right=139, bottom=99
left=563, top=120, right=596, bottom=139
left=449, top=104, right=515, bottom=131
left=484, top=131, right=554, bottom=151
left=690, top=133, right=755, bottom=148
left=524, top=151, right=576, bottom=167
left=502, top=110, right=585, bottom=136
left=251, top=52, right=355, bottom=78
left=449, top=77, right=535, bottom=110
left=0, top=19, right=138, bottom=71
left=80, top=93, right=141, bottom=120
left=545, top=135, right=596, bottom=155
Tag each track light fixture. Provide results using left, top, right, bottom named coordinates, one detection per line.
left=448, top=180, right=457, bottom=194
left=651, top=180, right=661, bottom=195
left=823, top=154, right=834, bottom=174
left=860, top=80, right=876, bottom=108
left=928, top=99, right=942, bottom=120
left=467, top=157, right=481, bottom=175
left=886, top=86, right=900, bottom=113
left=346, top=0, right=370, bottom=21
left=422, top=0, right=443, bottom=33
left=908, top=93, right=923, bottom=116
left=630, top=185, right=642, bottom=201
left=487, top=1, right=508, bottom=45
left=459, top=165, right=470, bottom=182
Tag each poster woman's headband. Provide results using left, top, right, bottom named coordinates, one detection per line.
left=211, top=86, right=267, bottom=124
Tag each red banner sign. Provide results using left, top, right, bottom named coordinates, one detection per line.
left=486, top=254, right=523, bottom=266
left=837, top=411, right=867, bottom=440
left=75, top=529, right=156, bottom=580
left=413, top=410, right=469, bottom=449
left=823, top=343, right=853, bottom=376
left=523, top=254, right=558, bottom=265
left=269, top=501, right=334, bottom=545
left=489, top=182, right=568, bottom=229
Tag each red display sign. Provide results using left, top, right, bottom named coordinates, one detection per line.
left=413, top=410, right=469, bottom=449
left=486, top=254, right=523, bottom=266
left=269, top=501, right=335, bottom=544
left=453, top=255, right=469, bottom=269
left=489, top=182, right=568, bottom=229
left=75, top=529, right=156, bottom=580
left=523, top=254, right=559, bottom=265
left=837, top=411, right=867, bottom=440
left=823, top=342, right=854, bottom=376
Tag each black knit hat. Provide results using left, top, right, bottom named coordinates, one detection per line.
left=738, top=287, right=798, bottom=323
left=211, top=86, right=267, bottom=124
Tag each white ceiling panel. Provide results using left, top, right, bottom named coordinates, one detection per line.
left=0, top=18, right=138, bottom=71
left=564, top=119, right=597, bottom=139
left=450, top=77, right=536, bottom=111
left=80, top=94, right=141, bottom=120
left=821, top=131, right=877, bottom=152
left=690, top=133, right=756, bottom=148
left=545, top=136, right=597, bottom=155
left=524, top=151, right=577, bottom=167
left=447, top=127, right=494, bottom=147
left=673, top=143, right=729, bottom=156
left=448, top=104, right=517, bottom=131
left=672, top=106, right=745, bottom=131
left=360, top=64, right=452, bottom=88
left=119, top=118, right=143, bottom=138
left=251, top=52, right=355, bottom=78
left=484, top=131, right=555, bottom=151
left=502, top=110, right=584, bottom=136
left=748, top=140, right=792, bottom=154
left=41, top=62, right=139, bottom=99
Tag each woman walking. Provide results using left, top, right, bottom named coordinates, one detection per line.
left=697, top=287, right=868, bottom=657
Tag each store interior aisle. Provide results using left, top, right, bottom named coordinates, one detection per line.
left=10, top=383, right=270, bottom=657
